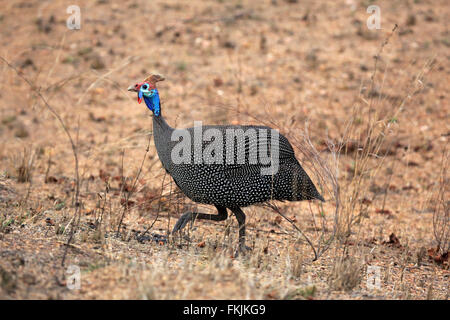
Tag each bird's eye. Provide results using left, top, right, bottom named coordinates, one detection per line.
left=142, top=84, right=148, bottom=90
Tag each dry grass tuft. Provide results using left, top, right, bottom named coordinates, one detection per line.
left=13, top=148, right=36, bottom=183
left=328, top=254, right=364, bottom=292
left=432, top=149, right=449, bottom=256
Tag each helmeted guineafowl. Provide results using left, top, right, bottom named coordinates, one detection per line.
left=128, top=74, right=324, bottom=254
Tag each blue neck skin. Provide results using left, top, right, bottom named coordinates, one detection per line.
left=143, top=89, right=161, bottom=117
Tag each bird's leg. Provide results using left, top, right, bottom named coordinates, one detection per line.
left=230, top=207, right=252, bottom=256
left=172, top=205, right=228, bottom=233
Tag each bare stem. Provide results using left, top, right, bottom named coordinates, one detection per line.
left=0, top=56, right=80, bottom=267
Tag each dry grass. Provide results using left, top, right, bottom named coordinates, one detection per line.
left=0, top=0, right=449, bottom=300
left=432, top=150, right=449, bottom=255
left=13, top=147, right=36, bottom=184
left=328, top=255, right=364, bottom=292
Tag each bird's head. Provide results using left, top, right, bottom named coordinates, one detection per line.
left=128, top=74, right=165, bottom=116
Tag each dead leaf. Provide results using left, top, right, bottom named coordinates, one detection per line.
left=383, top=233, right=401, bottom=248
left=45, top=176, right=58, bottom=183
left=99, top=169, right=110, bottom=182
left=197, top=241, right=206, bottom=248
left=375, top=208, right=392, bottom=215
left=120, top=198, right=135, bottom=207
left=273, top=216, right=282, bottom=225
left=427, top=247, right=449, bottom=265
left=45, top=218, right=55, bottom=226
left=265, top=290, right=278, bottom=299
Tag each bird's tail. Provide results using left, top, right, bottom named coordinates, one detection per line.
left=294, top=167, right=325, bottom=202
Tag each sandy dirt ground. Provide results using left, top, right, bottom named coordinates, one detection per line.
left=0, top=0, right=448, bottom=299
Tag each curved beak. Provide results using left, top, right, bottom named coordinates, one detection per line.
left=128, top=84, right=138, bottom=92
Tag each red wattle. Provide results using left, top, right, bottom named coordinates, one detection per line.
left=138, top=97, right=142, bottom=104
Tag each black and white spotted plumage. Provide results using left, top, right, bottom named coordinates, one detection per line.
left=153, top=116, right=324, bottom=207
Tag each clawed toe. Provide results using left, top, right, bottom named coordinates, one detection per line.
left=234, top=244, right=252, bottom=258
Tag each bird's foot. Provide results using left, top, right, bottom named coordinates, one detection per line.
left=234, top=244, right=252, bottom=258
left=172, top=212, right=195, bottom=234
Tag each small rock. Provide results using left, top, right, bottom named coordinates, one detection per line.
left=90, top=56, right=105, bottom=70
